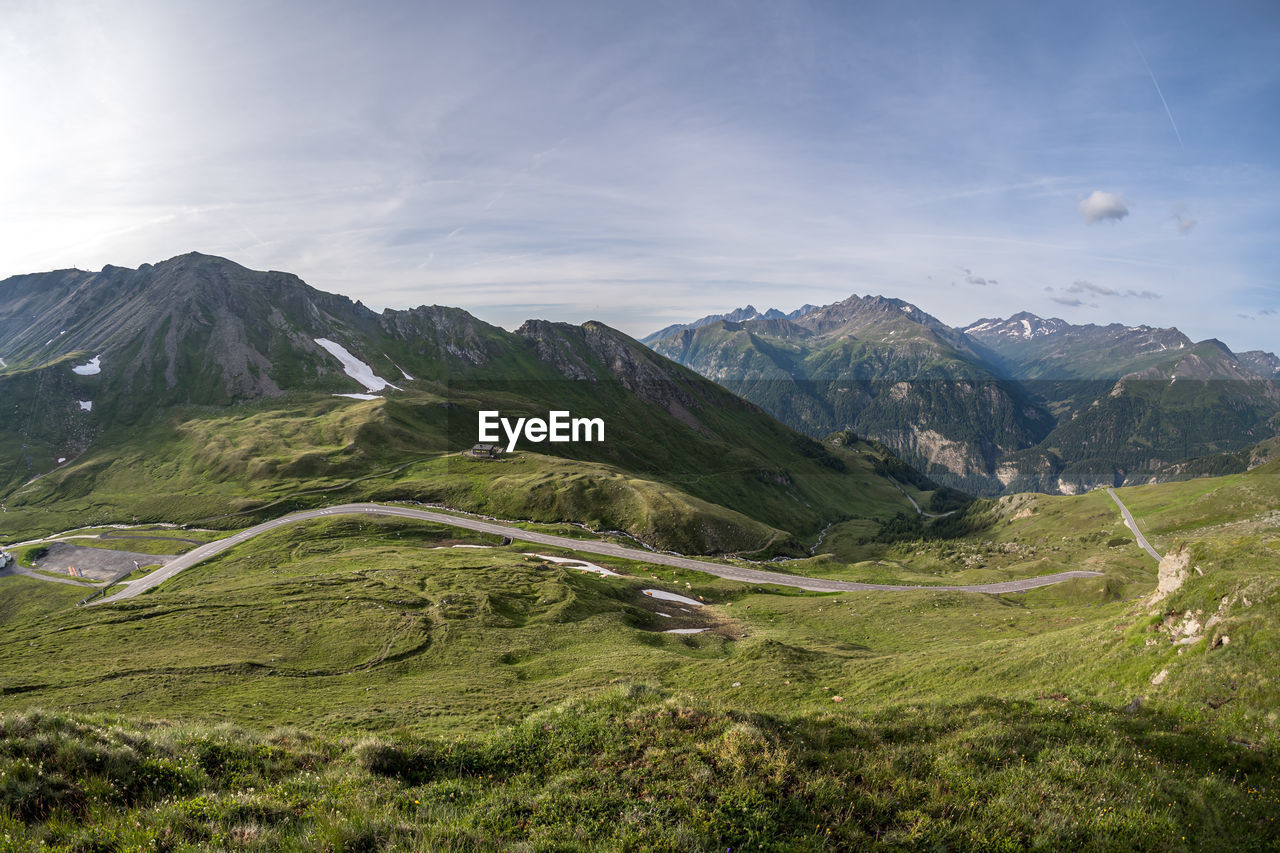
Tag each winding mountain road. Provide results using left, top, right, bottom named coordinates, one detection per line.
left=87, top=503, right=1102, bottom=604
left=1107, top=488, right=1163, bottom=562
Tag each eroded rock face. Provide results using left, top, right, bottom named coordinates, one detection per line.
left=893, top=426, right=988, bottom=478
left=1149, top=544, right=1192, bottom=604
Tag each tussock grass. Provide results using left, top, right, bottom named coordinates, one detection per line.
left=2, top=689, right=1276, bottom=851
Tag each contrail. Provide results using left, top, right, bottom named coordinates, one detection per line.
left=1134, top=41, right=1184, bottom=150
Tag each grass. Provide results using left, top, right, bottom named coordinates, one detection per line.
left=0, top=442, right=1277, bottom=848
left=0, top=576, right=85, bottom=625
left=28, top=537, right=199, bottom=557
left=0, top=392, right=919, bottom=556
left=1, top=689, right=1275, bottom=851
left=8, top=545, right=49, bottom=568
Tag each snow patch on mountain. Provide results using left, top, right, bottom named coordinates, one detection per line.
left=963, top=313, right=1066, bottom=340
left=72, top=356, right=102, bottom=375
left=643, top=589, right=703, bottom=607
left=78, top=401, right=93, bottom=412
left=314, top=338, right=400, bottom=393
left=526, top=553, right=621, bottom=577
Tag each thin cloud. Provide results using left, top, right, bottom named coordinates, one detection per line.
left=1067, top=280, right=1117, bottom=296
left=1078, top=191, right=1130, bottom=224
left=965, top=275, right=994, bottom=285
left=0, top=3, right=1272, bottom=348
left=1045, top=281, right=1161, bottom=303
left=1064, top=281, right=1160, bottom=299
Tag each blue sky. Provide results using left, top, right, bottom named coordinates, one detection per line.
left=2, top=0, right=1277, bottom=350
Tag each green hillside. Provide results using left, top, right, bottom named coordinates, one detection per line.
left=5, top=256, right=1279, bottom=849
left=1, top=255, right=930, bottom=554
left=2, top=458, right=1278, bottom=848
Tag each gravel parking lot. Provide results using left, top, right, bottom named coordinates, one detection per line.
left=32, top=542, right=176, bottom=581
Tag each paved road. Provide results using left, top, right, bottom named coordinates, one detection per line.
left=893, top=483, right=957, bottom=519
left=90, top=502, right=1103, bottom=604
left=1107, top=488, right=1162, bottom=562
left=0, top=564, right=99, bottom=588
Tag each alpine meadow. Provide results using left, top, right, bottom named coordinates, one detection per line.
left=3, top=2, right=1279, bottom=851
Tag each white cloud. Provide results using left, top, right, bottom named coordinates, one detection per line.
left=1077, top=191, right=1130, bottom=224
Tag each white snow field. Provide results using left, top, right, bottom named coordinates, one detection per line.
left=313, top=338, right=401, bottom=393
left=72, top=355, right=102, bottom=375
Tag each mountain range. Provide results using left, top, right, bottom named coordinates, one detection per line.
left=0, top=253, right=935, bottom=553
left=647, top=298, right=1280, bottom=494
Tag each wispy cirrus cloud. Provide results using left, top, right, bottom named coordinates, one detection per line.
left=0, top=1, right=1276, bottom=352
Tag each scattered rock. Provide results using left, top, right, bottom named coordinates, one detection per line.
left=1151, top=669, right=1168, bottom=685
left=1148, top=544, right=1193, bottom=605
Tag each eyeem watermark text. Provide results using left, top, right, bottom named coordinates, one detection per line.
left=478, top=410, right=604, bottom=452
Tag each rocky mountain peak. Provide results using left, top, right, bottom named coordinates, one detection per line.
left=963, top=313, right=1067, bottom=340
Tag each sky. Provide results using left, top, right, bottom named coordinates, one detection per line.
left=2, top=0, right=1278, bottom=350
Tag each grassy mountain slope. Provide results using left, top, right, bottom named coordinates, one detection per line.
left=0, top=254, right=926, bottom=554
left=2, top=458, right=1278, bottom=848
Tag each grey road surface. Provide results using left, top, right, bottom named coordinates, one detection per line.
left=890, top=480, right=956, bottom=519
left=1107, top=488, right=1163, bottom=562
left=32, top=541, right=177, bottom=581
left=90, top=503, right=1103, bottom=604
left=0, top=564, right=99, bottom=588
